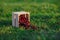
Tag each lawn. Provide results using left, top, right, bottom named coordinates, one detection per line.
left=0, top=0, right=60, bottom=40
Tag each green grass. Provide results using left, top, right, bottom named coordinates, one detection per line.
left=0, top=0, right=60, bottom=40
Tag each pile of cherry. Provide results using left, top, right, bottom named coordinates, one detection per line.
left=19, top=14, right=38, bottom=30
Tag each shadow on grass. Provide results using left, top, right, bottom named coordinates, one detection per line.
left=0, top=19, right=12, bottom=27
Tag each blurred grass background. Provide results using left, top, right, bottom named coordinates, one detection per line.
left=0, top=0, right=60, bottom=40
